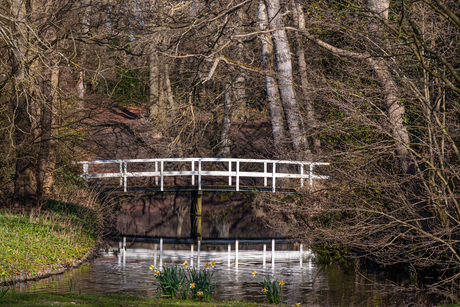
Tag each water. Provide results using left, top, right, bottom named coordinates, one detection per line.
left=16, top=243, right=436, bottom=306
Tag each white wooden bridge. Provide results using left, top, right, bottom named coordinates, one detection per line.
left=76, top=158, right=329, bottom=193
left=76, top=157, right=329, bottom=241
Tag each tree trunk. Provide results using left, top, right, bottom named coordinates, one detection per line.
left=258, top=1, right=287, bottom=156
left=38, top=63, right=59, bottom=198
left=265, top=0, right=305, bottom=153
left=366, top=0, right=429, bottom=230
left=233, top=10, right=248, bottom=119
left=366, top=0, right=390, bottom=44
left=11, top=0, right=38, bottom=207
left=77, top=0, right=91, bottom=105
left=76, top=71, right=85, bottom=101
left=367, top=58, right=412, bottom=174
left=219, top=82, right=233, bottom=157
left=149, top=43, right=160, bottom=117
left=292, top=1, right=320, bottom=156
left=234, top=75, right=247, bottom=118
left=366, top=0, right=412, bottom=175
left=164, top=62, right=174, bottom=109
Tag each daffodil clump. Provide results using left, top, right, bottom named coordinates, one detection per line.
left=185, top=260, right=217, bottom=300
left=150, top=261, right=217, bottom=301
left=149, top=262, right=184, bottom=298
left=252, top=270, right=285, bottom=304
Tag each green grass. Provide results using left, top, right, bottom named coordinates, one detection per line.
left=0, top=292, right=277, bottom=306
left=41, top=199, right=98, bottom=231
left=0, top=208, right=97, bottom=280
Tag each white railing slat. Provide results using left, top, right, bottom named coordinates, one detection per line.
left=236, top=161, right=240, bottom=192
left=198, top=160, right=202, bottom=190
left=161, top=161, right=164, bottom=191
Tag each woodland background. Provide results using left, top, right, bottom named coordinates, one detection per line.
left=0, top=0, right=459, bottom=298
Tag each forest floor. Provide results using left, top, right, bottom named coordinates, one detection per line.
left=77, top=103, right=275, bottom=162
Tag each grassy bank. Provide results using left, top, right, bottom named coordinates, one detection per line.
left=0, top=293, right=277, bottom=307
left=0, top=202, right=98, bottom=282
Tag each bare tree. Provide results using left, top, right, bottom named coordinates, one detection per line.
left=292, top=0, right=320, bottom=155
left=265, top=0, right=305, bottom=154
left=10, top=0, right=38, bottom=207
left=258, top=0, right=287, bottom=155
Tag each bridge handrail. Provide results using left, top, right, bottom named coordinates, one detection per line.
left=74, top=158, right=329, bottom=192
left=75, top=158, right=329, bottom=165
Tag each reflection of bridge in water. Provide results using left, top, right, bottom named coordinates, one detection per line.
left=116, top=237, right=313, bottom=271
left=76, top=158, right=329, bottom=241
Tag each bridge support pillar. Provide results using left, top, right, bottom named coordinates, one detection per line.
left=190, top=190, right=202, bottom=241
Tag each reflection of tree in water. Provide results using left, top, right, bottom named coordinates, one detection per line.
left=173, top=192, right=188, bottom=237
left=207, top=207, right=235, bottom=238
left=117, top=194, right=177, bottom=236
left=116, top=192, right=277, bottom=238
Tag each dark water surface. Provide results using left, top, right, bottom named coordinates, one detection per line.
left=16, top=243, right=440, bottom=306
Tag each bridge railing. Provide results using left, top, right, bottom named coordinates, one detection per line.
left=75, top=158, right=329, bottom=192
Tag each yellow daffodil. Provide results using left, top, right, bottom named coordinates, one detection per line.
left=198, top=291, right=203, bottom=297
left=252, top=270, right=257, bottom=277
left=184, top=261, right=188, bottom=267
left=191, top=268, right=195, bottom=273
left=154, top=270, right=160, bottom=275
left=149, top=265, right=155, bottom=270
left=190, top=283, right=195, bottom=289
left=205, top=263, right=210, bottom=268
left=263, top=288, right=267, bottom=293
left=296, top=303, right=300, bottom=306
left=280, top=280, right=285, bottom=286
left=211, top=261, right=216, bottom=266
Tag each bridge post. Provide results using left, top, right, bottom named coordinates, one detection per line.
left=190, top=190, right=203, bottom=241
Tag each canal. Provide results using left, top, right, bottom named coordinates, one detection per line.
left=16, top=242, right=439, bottom=306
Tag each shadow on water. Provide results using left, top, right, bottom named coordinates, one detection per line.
left=13, top=242, right=441, bottom=306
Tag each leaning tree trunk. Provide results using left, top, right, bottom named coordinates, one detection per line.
left=366, top=0, right=412, bottom=175
left=258, top=1, right=288, bottom=156
left=365, top=0, right=430, bottom=231
left=265, top=0, right=305, bottom=153
left=367, top=58, right=412, bottom=174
